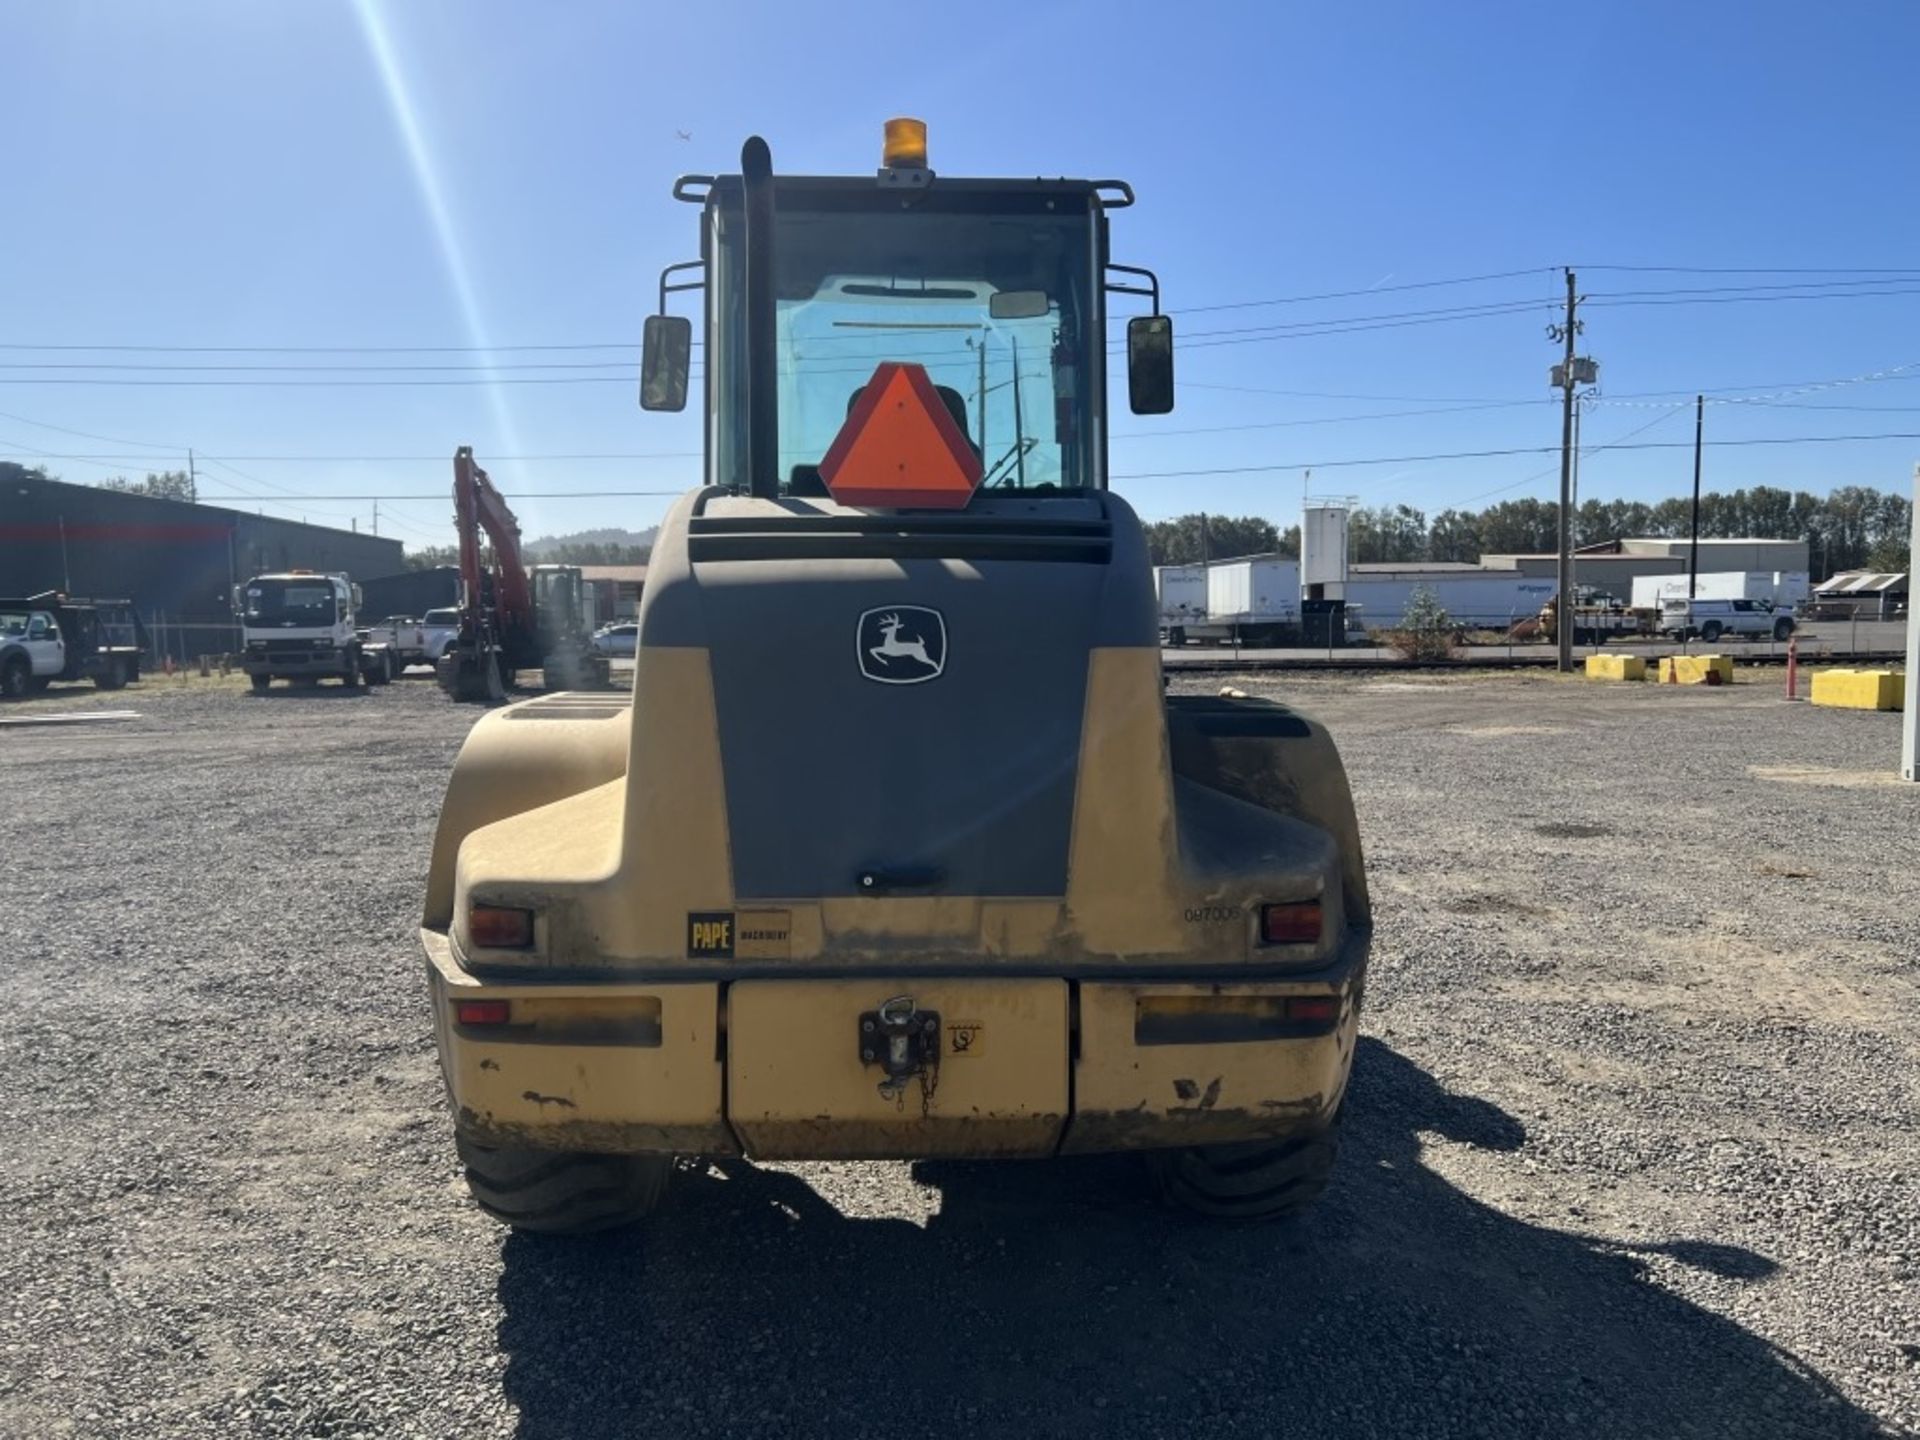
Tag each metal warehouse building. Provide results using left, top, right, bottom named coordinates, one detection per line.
left=0, top=468, right=403, bottom=661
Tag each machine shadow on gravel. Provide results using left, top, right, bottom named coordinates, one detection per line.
left=494, top=1039, right=1883, bottom=1439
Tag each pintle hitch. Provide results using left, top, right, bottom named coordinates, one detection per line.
left=858, top=994, right=941, bottom=1104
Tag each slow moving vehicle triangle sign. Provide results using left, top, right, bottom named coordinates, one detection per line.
left=818, top=361, right=984, bottom=509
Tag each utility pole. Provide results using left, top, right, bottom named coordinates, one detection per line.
left=1901, top=463, right=1917, bottom=781
left=1570, top=398, right=1583, bottom=598
left=1688, top=394, right=1704, bottom=598
left=1199, top=511, right=1212, bottom=564
left=187, top=448, right=198, bottom=504
left=1551, top=268, right=1579, bottom=673
left=373, top=499, right=380, bottom=538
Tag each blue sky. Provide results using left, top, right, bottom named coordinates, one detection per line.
left=3, top=0, right=1916, bottom=551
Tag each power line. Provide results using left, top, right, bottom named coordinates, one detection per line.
left=0, top=360, right=641, bottom=374
left=6, top=285, right=1913, bottom=388
left=1109, top=399, right=1549, bottom=440
left=0, top=400, right=1555, bottom=463
left=1452, top=405, right=1692, bottom=506
left=1586, top=286, right=1920, bottom=310
left=0, top=341, right=638, bottom=356
left=0, top=450, right=701, bottom=462
left=0, top=271, right=1560, bottom=355
left=0, top=409, right=189, bottom=451
left=1110, top=429, right=1920, bottom=482
left=1586, top=278, right=1920, bottom=300
left=14, top=430, right=1902, bottom=498
left=1577, top=264, right=1920, bottom=275
left=1175, top=268, right=1557, bottom=314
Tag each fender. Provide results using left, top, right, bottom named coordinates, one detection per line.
left=423, top=696, right=633, bottom=928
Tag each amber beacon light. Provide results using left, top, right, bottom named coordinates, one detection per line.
left=882, top=117, right=928, bottom=169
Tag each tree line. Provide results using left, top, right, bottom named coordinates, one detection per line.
left=1145, top=484, right=1912, bottom=578
left=403, top=541, right=651, bottom=569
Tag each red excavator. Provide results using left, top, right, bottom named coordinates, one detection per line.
left=435, top=446, right=610, bottom=702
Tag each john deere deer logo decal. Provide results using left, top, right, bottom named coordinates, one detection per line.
left=857, top=606, right=946, bottom=685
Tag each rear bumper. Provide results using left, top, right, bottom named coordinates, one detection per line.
left=422, top=926, right=1367, bottom=1160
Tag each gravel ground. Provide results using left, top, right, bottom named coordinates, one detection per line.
left=1, top=670, right=1915, bottom=1438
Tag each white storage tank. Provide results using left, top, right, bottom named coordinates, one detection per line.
left=1302, top=505, right=1350, bottom=596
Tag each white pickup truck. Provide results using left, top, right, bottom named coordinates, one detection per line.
left=358, top=613, right=458, bottom=675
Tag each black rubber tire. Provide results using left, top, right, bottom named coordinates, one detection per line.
left=1150, top=1113, right=1343, bottom=1221
left=1773, top=617, right=1795, bottom=641
left=94, top=658, right=127, bottom=691
left=456, top=1133, right=669, bottom=1234
left=0, top=657, right=29, bottom=700
left=1700, top=621, right=1724, bottom=643
left=250, top=673, right=271, bottom=694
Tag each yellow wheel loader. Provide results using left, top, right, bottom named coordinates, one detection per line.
left=421, top=121, right=1371, bottom=1231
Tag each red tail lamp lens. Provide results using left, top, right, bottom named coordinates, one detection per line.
left=1260, top=901, right=1323, bottom=944
left=469, top=903, right=534, bottom=949
left=455, top=999, right=511, bottom=1026
left=1286, top=996, right=1339, bottom=1024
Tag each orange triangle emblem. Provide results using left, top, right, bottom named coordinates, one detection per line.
left=818, top=362, right=983, bottom=509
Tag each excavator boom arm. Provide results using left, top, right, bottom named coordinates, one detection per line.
left=453, top=446, right=533, bottom=637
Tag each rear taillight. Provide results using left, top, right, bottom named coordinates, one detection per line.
left=469, top=903, right=534, bottom=949
left=454, top=999, right=511, bottom=1026
left=1260, top=901, right=1323, bottom=945
left=1285, top=995, right=1338, bottom=1024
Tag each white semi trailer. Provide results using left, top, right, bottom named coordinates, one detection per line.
left=1154, top=557, right=1302, bottom=644
left=1154, top=563, right=1208, bottom=644
left=1629, top=570, right=1810, bottom=610
left=1339, top=571, right=1556, bottom=632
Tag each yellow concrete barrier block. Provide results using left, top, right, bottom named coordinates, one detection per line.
left=1585, top=654, right=1646, bottom=681
left=1810, top=669, right=1904, bottom=711
left=1659, top=654, right=1734, bottom=685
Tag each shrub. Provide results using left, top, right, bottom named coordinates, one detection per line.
left=1386, top=586, right=1463, bottom=661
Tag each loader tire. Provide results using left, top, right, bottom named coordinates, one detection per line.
left=1150, top=1112, right=1343, bottom=1222
left=456, top=1133, right=668, bottom=1234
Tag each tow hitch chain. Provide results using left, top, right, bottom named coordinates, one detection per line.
left=858, top=994, right=941, bottom=1103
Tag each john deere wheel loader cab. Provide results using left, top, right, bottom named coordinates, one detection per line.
left=422, top=122, right=1371, bottom=1233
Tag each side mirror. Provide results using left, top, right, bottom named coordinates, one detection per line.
left=230, top=584, right=243, bottom=612
left=641, top=314, right=692, bottom=413
left=351, top=583, right=363, bottom=609
left=1127, top=315, right=1174, bottom=415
